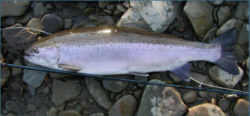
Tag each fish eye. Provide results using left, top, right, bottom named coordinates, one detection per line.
left=31, top=48, right=39, bottom=53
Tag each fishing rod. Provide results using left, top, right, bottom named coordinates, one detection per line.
left=1, top=62, right=249, bottom=96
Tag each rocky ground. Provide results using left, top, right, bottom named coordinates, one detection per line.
left=1, top=1, right=249, bottom=116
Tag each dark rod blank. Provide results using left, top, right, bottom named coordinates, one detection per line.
left=1, top=62, right=249, bottom=96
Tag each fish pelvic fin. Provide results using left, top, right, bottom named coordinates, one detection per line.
left=210, top=28, right=239, bottom=75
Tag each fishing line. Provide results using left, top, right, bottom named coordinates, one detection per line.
left=1, top=62, right=249, bottom=96
left=0, top=27, right=52, bottom=35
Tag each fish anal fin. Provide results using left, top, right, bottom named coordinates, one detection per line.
left=170, top=63, right=191, bottom=81
left=128, top=72, right=149, bottom=77
left=58, top=64, right=81, bottom=72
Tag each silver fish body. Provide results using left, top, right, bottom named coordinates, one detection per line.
left=24, top=26, right=238, bottom=80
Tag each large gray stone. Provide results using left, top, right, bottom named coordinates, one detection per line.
left=209, top=66, right=243, bottom=88
left=1, top=1, right=30, bottom=17
left=109, top=95, right=137, bottom=116
left=184, top=1, right=214, bottom=38
left=233, top=99, right=249, bottom=116
left=235, top=2, right=248, bottom=20
left=117, top=8, right=143, bottom=27
left=216, top=18, right=244, bottom=36
left=217, top=6, right=232, bottom=26
left=23, top=65, right=47, bottom=88
left=187, top=103, right=225, bottom=116
left=11, top=59, right=23, bottom=76
left=58, top=110, right=81, bottom=116
left=137, top=79, right=187, bottom=116
left=102, top=75, right=130, bottom=93
left=52, top=79, right=81, bottom=105
left=237, top=24, right=249, bottom=51
left=2, top=24, right=37, bottom=50
left=85, top=78, right=112, bottom=110
left=130, top=1, right=181, bottom=32
left=27, top=18, right=42, bottom=34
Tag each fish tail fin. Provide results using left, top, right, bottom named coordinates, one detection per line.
left=210, top=28, right=239, bottom=74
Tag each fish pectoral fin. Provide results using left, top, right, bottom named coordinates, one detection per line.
left=128, top=72, right=149, bottom=77
left=58, top=64, right=81, bottom=72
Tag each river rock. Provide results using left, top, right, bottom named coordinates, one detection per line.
left=90, top=113, right=104, bottom=116
left=27, top=104, right=36, bottom=111
left=209, top=66, right=243, bottom=88
left=218, top=98, right=231, bottom=111
left=184, top=1, right=214, bottom=38
left=182, top=90, right=197, bottom=103
left=64, top=18, right=72, bottom=29
left=209, top=1, right=223, bottom=5
left=216, top=18, right=244, bottom=36
left=217, top=6, right=232, bottom=26
left=23, top=64, right=47, bottom=88
left=187, top=103, right=225, bottom=116
left=233, top=99, right=249, bottom=116
left=117, top=4, right=126, bottom=12
left=130, top=1, right=181, bottom=32
left=5, top=100, right=25, bottom=113
left=41, top=14, right=63, bottom=34
left=85, top=78, right=112, bottom=110
left=237, top=24, right=249, bottom=51
left=117, top=8, right=143, bottom=27
left=47, top=107, right=57, bottom=116
left=34, top=2, right=48, bottom=16
left=52, top=79, right=81, bottom=105
left=235, top=2, right=248, bottom=20
left=235, top=44, right=246, bottom=62
left=77, top=2, right=87, bottom=10
left=203, top=27, right=217, bottom=42
left=137, top=79, right=187, bottom=116
left=2, top=23, right=37, bottom=49
left=103, top=16, right=115, bottom=26
left=5, top=17, right=16, bottom=25
left=134, top=76, right=148, bottom=87
left=169, top=72, right=183, bottom=83
left=1, top=67, right=10, bottom=87
left=27, top=18, right=42, bottom=34
left=58, top=110, right=81, bottom=116
left=11, top=59, right=23, bottom=76
left=1, top=1, right=30, bottom=17
left=109, top=95, right=137, bottom=116
left=247, top=57, right=249, bottom=70
left=102, top=75, right=130, bottom=93
left=49, top=73, right=70, bottom=78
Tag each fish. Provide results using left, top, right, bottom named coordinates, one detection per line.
left=24, top=26, right=239, bottom=81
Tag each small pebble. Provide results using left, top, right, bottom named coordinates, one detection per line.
left=77, top=2, right=87, bottom=10
left=64, top=18, right=72, bottom=29
left=233, top=99, right=249, bottom=116
left=41, top=14, right=63, bottom=34
left=47, top=107, right=57, bottom=116
left=107, top=5, right=114, bottom=10
left=182, top=90, right=197, bottom=103
left=219, top=98, right=231, bottom=111
left=6, top=17, right=16, bottom=25
left=117, top=4, right=126, bottom=12
left=27, top=104, right=36, bottom=111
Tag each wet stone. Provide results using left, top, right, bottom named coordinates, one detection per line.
left=138, top=79, right=187, bottom=116
left=34, top=2, right=49, bottom=16
left=131, top=1, right=181, bottom=33
left=102, top=75, right=130, bottom=93
left=41, top=14, right=63, bottom=34
left=233, top=99, right=249, bottom=116
left=235, top=2, right=248, bottom=20
left=219, top=98, right=231, bottom=111
left=2, top=23, right=37, bottom=50
left=52, top=79, right=81, bottom=105
left=58, top=110, right=81, bottom=116
left=27, top=104, right=36, bottom=111
left=23, top=67, right=47, bottom=88
left=11, top=59, right=23, bottom=76
left=182, top=90, right=197, bottom=104
left=187, top=103, right=226, bottom=116
left=217, top=6, right=231, bottom=26
left=47, top=107, right=57, bottom=116
left=85, top=78, right=112, bottom=110
left=116, top=4, right=126, bottom=12
left=216, top=18, right=244, bottom=36
left=1, top=67, right=10, bottom=87
left=1, top=1, right=30, bottom=17
left=64, top=18, right=72, bottom=29
left=107, top=5, right=114, bottom=10
left=5, top=100, right=25, bottom=113
left=237, top=24, right=249, bottom=51
left=27, top=18, right=42, bottom=34
left=184, top=1, right=214, bottom=38
left=109, top=95, right=137, bottom=116
left=209, top=66, right=243, bottom=88
left=203, top=27, right=218, bottom=42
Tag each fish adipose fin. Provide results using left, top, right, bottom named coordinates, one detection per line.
left=210, top=28, right=239, bottom=75
left=170, top=63, right=191, bottom=81
left=58, top=64, right=81, bottom=72
left=129, top=72, right=149, bottom=77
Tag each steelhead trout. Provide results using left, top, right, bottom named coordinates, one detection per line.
left=24, top=26, right=238, bottom=81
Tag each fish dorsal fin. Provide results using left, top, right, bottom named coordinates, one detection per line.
left=58, top=64, right=81, bottom=72
left=170, top=63, right=191, bottom=81
left=128, top=72, right=149, bottom=77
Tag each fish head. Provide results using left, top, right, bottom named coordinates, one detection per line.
left=24, top=43, right=60, bottom=69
